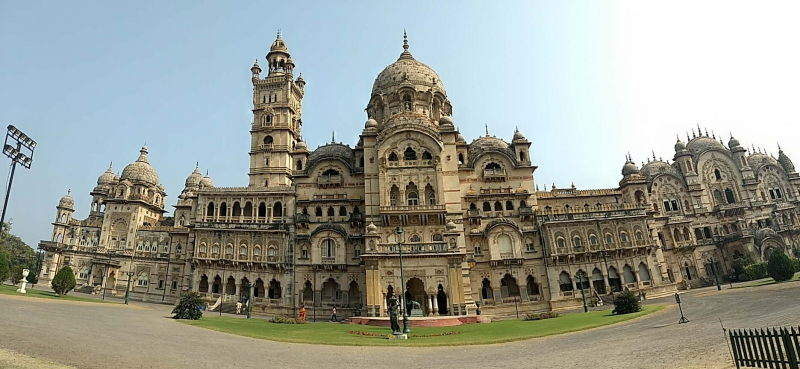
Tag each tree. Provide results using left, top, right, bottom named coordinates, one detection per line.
left=767, top=251, right=795, bottom=282
left=0, top=223, right=38, bottom=281
left=612, top=290, right=641, bottom=315
left=51, top=266, right=76, bottom=295
left=172, top=292, right=204, bottom=320
left=0, top=252, right=9, bottom=283
left=10, top=264, right=23, bottom=284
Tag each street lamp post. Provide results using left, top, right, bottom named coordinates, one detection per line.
left=1, top=125, right=36, bottom=228
left=124, top=271, right=134, bottom=304
left=708, top=257, right=721, bottom=291
left=577, top=271, right=588, bottom=312
left=395, top=226, right=409, bottom=334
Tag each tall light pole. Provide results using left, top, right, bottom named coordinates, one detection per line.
left=577, top=271, right=588, bottom=312
left=1, top=125, right=36, bottom=229
left=395, top=226, right=409, bottom=334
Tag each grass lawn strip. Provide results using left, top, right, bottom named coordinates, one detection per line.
left=0, top=284, right=116, bottom=304
left=181, top=305, right=663, bottom=347
left=733, top=272, right=800, bottom=289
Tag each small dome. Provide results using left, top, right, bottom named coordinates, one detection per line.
left=728, top=136, right=741, bottom=148
left=185, top=165, right=203, bottom=188
left=622, top=160, right=640, bottom=176
left=674, top=139, right=686, bottom=152
left=446, top=220, right=457, bottom=231
left=366, top=222, right=377, bottom=234
left=456, top=133, right=466, bottom=143
left=58, top=190, right=75, bottom=210
left=296, top=140, right=308, bottom=150
left=438, top=116, right=453, bottom=127
left=513, top=130, right=527, bottom=142
left=269, top=35, right=289, bottom=54
left=365, top=118, right=378, bottom=128
left=250, top=60, right=261, bottom=74
left=120, top=146, right=160, bottom=187
left=200, top=174, right=214, bottom=188
left=97, top=165, right=117, bottom=186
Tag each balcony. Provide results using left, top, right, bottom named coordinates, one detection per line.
left=367, top=242, right=452, bottom=255
left=380, top=204, right=445, bottom=214
left=386, top=159, right=434, bottom=168
left=483, top=169, right=507, bottom=182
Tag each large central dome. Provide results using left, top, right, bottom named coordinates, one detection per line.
left=371, top=34, right=445, bottom=96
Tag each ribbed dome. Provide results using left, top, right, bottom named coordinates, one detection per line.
left=120, top=147, right=160, bottom=186
left=200, top=174, right=214, bottom=188
left=622, top=161, right=640, bottom=176
left=365, top=118, right=378, bottom=128
left=778, top=149, right=796, bottom=173
left=674, top=139, right=686, bottom=152
left=686, top=137, right=727, bottom=156
left=185, top=165, right=203, bottom=188
left=58, top=190, right=75, bottom=210
left=97, top=164, right=117, bottom=186
left=371, top=35, right=445, bottom=96
left=513, top=130, right=527, bottom=142
left=728, top=136, right=741, bottom=148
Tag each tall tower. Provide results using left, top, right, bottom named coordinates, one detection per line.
left=249, top=32, right=305, bottom=187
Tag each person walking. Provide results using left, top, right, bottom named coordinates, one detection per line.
left=330, top=307, right=338, bottom=322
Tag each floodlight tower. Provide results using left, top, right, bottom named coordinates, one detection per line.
left=1, top=125, right=36, bottom=228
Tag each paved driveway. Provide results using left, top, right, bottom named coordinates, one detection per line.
left=1, top=281, right=798, bottom=369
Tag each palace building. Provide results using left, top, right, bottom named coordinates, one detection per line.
left=38, top=34, right=800, bottom=318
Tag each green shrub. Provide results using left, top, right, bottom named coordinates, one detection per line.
left=612, top=290, right=641, bottom=315
left=522, top=311, right=560, bottom=321
left=742, top=262, right=768, bottom=281
left=0, top=252, right=9, bottom=283
left=51, top=266, right=76, bottom=295
left=172, top=292, right=204, bottom=320
left=10, top=265, right=23, bottom=284
left=270, top=315, right=306, bottom=324
left=789, top=257, right=800, bottom=274
left=792, top=248, right=800, bottom=259
left=730, top=255, right=754, bottom=282
left=767, top=252, right=795, bottom=282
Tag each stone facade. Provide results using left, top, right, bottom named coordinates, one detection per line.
left=38, top=34, right=800, bottom=319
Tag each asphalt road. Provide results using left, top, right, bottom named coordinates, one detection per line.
left=1, top=281, right=798, bottom=369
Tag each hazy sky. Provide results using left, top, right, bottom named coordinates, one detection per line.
left=1, top=1, right=798, bottom=247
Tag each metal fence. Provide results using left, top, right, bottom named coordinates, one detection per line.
left=729, top=326, right=800, bottom=368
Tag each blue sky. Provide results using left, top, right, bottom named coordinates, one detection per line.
left=1, top=1, right=798, bottom=247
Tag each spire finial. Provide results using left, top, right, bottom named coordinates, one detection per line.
left=67, top=189, right=71, bottom=196
left=277, top=28, right=281, bottom=39
left=485, top=123, right=489, bottom=136
left=108, top=161, right=113, bottom=170
left=195, top=161, right=199, bottom=169
left=403, top=29, right=408, bottom=51
left=331, top=131, right=335, bottom=143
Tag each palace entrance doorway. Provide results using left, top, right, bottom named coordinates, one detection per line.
left=405, top=277, right=427, bottom=316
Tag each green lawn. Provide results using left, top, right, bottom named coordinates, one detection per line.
left=0, top=284, right=116, bottom=304
left=734, top=272, right=800, bottom=289
left=181, top=305, right=663, bottom=346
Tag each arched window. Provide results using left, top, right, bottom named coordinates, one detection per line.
left=220, top=202, right=228, bottom=217
left=239, top=245, right=248, bottom=258
left=526, top=275, right=540, bottom=296
left=519, top=151, right=526, bottom=161
left=623, top=265, right=637, bottom=283
left=589, top=234, right=599, bottom=246
left=322, top=278, right=340, bottom=302
left=206, top=202, right=215, bottom=217
left=714, top=168, right=722, bottom=180
left=425, top=184, right=436, bottom=205
left=273, top=202, right=282, bottom=217
left=388, top=152, right=398, bottom=162
left=327, top=207, right=335, bottom=217
left=315, top=206, right=322, bottom=216
left=469, top=202, right=477, bottom=211
left=556, top=237, right=566, bottom=249
left=724, top=188, right=735, bottom=204
left=505, top=200, right=514, bottom=210
left=713, top=189, right=724, bottom=204
left=264, top=115, right=272, bottom=124
left=243, top=202, right=253, bottom=216
left=339, top=206, right=347, bottom=216
left=559, top=271, right=573, bottom=292
left=268, top=279, right=282, bottom=299
left=232, top=202, right=241, bottom=216
left=481, top=278, right=493, bottom=300
left=322, top=238, right=335, bottom=258
left=494, top=201, right=502, bottom=211
left=406, top=182, right=419, bottom=205
left=136, top=272, right=149, bottom=287
left=263, top=135, right=273, bottom=145
left=258, top=202, right=267, bottom=217
left=482, top=202, right=491, bottom=211
left=403, top=147, right=417, bottom=160
left=638, top=262, right=652, bottom=282
left=457, top=153, right=464, bottom=164
left=605, top=233, right=614, bottom=245
left=485, top=162, right=502, bottom=170
left=296, top=160, right=303, bottom=170
left=573, top=236, right=583, bottom=250
left=500, top=274, right=520, bottom=298
left=409, top=234, right=421, bottom=243
left=389, top=185, right=400, bottom=206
